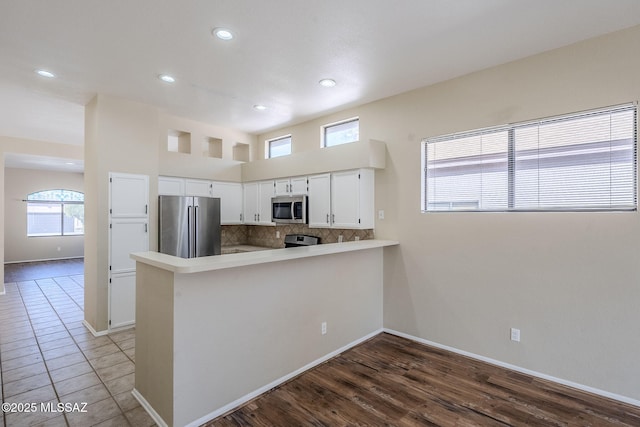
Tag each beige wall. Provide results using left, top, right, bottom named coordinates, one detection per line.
left=84, top=94, right=256, bottom=332
left=257, top=25, right=640, bottom=401
left=0, top=136, right=83, bottom=292
left=4, top=168, right=84, bottom=263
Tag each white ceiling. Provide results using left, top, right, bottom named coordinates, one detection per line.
left=1, top=0, right=640, bottom=166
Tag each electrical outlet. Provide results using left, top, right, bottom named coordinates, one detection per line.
left=338, top=235, right=343, bottom=243
left=378, top=210, right=385, bottom=220
left=321, top=322, right=327, bottom=335
left=276, top=230, right=280, bottom=239
left=510, top=328, right=521, bottom=342
left=355, top=236, right=360, bottom=241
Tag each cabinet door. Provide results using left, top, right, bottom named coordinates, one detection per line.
left=258, top=180, right=275, bottom=224
left=158, top=177, right=185, bottom=196
left=308, top=174, right=331, bottom=228
left=331, top=170, right=360, bottom=228
left=212, top=182, right=243, bottom=224
left=290, top=176, right=308, bottom=195
left=243, top=183, right=259, bottom=224
left=110, top=272, right=136, bottom=329
left=274, top=179, right=290, bottom=196
left=110, top=219, right=149, bottom=274
left=110, top=173, right=149, bottom=218
left=185, top=179, right=212, bottom=197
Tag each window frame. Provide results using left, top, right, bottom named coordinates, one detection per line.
left=321, top=117, right=360, bottom=148
left=26, top=189, right=85, bottom=237
left=421, top=103, right=638, bottom=213
left=266, top=134, right=292, bottom=159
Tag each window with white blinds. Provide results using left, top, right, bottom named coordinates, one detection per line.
left=422, top=104, right=637, bottom=212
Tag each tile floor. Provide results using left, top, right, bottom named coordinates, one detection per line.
left=0, top=272, right=155, bottom=426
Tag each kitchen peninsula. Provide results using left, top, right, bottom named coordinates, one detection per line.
left=131, top=239, right=398, bottom=427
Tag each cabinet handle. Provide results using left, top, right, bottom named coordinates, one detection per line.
left=332, top=214, right=335, bottom=223
left=287, top=184, right=290, bottom=192
left=240, top=213, right=243, bottom=221
left=326, top=214, right=329, bottom=223
left=254, top=214, right=257, bottom=221
left=257, top=213, right=260, bottom=221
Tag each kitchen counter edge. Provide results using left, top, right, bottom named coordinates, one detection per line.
left=131, top=240, right=399, bottom=274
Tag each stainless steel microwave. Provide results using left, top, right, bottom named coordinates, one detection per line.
left=271, top=196, right=307, bottom=224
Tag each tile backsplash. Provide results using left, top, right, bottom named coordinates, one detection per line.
left=221, top=225, right=374, bottom=248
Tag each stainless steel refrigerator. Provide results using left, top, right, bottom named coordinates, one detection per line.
left=158, top=196, right=221, bottom=258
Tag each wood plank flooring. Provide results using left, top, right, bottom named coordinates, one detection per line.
left=206, top=333, right=640, bottom=426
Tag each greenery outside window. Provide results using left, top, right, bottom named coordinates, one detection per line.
left=27, top=189, right=85, bottom=236
left=322, top=118, right=359, bottom=147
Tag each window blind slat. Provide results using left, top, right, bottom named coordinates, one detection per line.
left=423, top=104, right=637, bottom=212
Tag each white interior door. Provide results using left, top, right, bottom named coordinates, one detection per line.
left=109, top=172, right=148, bottom=330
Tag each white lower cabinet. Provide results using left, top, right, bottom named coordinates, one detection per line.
left=109, top=272, right=136, bottom=329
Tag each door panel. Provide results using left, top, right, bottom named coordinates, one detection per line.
left=110, top=173, right=149, bottom=218
left=110, top=219, right=149, bottom=273
left=194, top=197, right=221, bottom=257
left=158, top=196, right=191, bottom=258
left=110, top=272, right=136, bottom=329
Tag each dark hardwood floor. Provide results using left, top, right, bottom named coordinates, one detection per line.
left=207, top=333, right=640, bottom=427
left=4, top=257, right=84, bottom=282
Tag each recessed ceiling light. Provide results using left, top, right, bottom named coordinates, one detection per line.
left=213, top=28, right=234, bottom=41
left=253, top=104, right=267, bottom=111
left=35, top=69, right=55, bottom=78
left=159, top=74, right=176, bottom=83
left=319, top=78, right=336, bottom=88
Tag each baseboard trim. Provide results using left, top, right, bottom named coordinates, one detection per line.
left=82, top=320, right=109, bottom=337
left=132, top=389, right=168, bottom=427
left=4, top=256, right=84, bottom=265
left=108, top=323, right=135, bottom=334
left=383, top=328, right=640, bottom=408
left=183, top=328, right=384, bottom=427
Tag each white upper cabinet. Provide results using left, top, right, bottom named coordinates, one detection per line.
left=243, top=182, right=259, bottom=225
left=274, top=176, right=308, bottom=196
left=185, top=179, right=212, bottom=197
left=212, top=182, right=243, bottom=224
left=258, top=181, right=275, bottom=225
left=307, top=174, right=331, bottom=228
left=158, top=176, right=185, bottom=196
left=243, top=180, right=275, bottom=225
left=332, top=169, right=374, bottom=229
left=308, top=169, right=374, bottom=229
left=110, top=173, right=149, bottom=218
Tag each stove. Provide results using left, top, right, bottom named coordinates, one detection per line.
left=284, top=234, right=320, bottom=248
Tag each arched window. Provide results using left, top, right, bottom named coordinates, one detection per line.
left=26, top=190, right=84, bottom=237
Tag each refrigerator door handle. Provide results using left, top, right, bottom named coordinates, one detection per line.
left=187, top=205, right=192, bottom=258
left=194, top=205, right=199, bottom=257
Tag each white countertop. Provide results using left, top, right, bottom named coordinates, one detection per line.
left=131, top=240, right=399, bottom=274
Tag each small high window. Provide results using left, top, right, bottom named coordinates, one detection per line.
left=267, top=135, right=292, bottom=158
left=26, top=190, right=85, bottom=237
left=322, top=118, right=359, bottom=147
